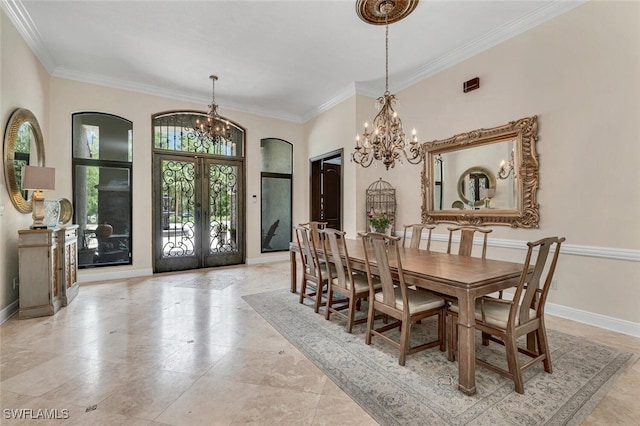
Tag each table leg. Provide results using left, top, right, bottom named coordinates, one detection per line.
left=457, top=293, right=477, bottom=395
left=290, top=249, right=297, bottom=293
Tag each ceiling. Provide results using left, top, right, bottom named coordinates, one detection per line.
left=2, top=0, right=583, bottom=123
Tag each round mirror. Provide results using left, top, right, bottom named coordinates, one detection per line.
left=457, top=166, right=496, bottom=207
left=3, top=108, right=45, bottom=213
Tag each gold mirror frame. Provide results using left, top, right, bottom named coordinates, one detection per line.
left=3, top=108, right=45, bottom=213
left=421, top=115, right=539, bottom=228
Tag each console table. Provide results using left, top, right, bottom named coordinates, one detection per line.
left=18, top=225, right=79, bottom=319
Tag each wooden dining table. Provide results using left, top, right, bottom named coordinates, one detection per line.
left=289, top=238, right=525, bottom=396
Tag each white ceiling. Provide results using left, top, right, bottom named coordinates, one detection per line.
left=2, top=0, right=584, bottom=123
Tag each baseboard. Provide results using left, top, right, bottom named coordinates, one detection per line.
left=0, top=299, right=19, bottom=324
left=246, top=254, right=290, bottom=265
left=78, top=268, right=153, bottom=284
left=545, top=302, right=640, bottom=338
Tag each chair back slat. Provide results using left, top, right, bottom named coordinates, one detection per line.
left=447, top=226, right=492, bottom=258
left=294, top=225, right=321, bottom=279
left=402, top=224, right=435, bottom=250
left=321, top=228, right=349, bottom=290
left=511, top=236, right=565, bottom=326
left=361, top=232, right=406, bottom=311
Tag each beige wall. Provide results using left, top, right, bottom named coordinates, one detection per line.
left=1, top=10, right=50, bottom=315
left=304, top=1, right=640, bottom=325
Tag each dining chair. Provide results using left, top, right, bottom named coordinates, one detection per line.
left=360, top=232, right=446, bottom=366
left=447, top=236, right=565, bottom=394
left=321, top=228, right=382, bottom=333
left=299, top=221, right=328, bottom=247
left=446, top=226, right=493, bottom=258
left=402, top=224, right=436, bottom=250
left=294, top=225, right=331, bottom=313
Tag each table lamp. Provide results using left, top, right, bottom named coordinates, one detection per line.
left=21, top=165, right=55, bottom=229
left=480, top=188, right=495, bottom=209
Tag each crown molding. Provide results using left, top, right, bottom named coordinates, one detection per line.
left=300, top=83, right=358, bottom=123
left=4, top=0, right=587, bottom=124
left=1, top=0, right=55, bottom=72
left=355, top=0, right=587, bottom=97
left=52, top=67, right=304, bottom=123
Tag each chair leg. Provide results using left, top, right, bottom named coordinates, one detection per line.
left=505, top=333, right=524, bottom=394
left=325, top=287, right=333, bottom=320
left=438, top=309, right=446, bottom=352
left=398, top=319, right=410, bottom=366
left=299, top=277, right=307, bottom=305
left=365, top=303, right=375, bottom=345
left=346, top=297, right=356, bottom=333
left=537, top=327, right=553, bottom=373
left=314, top=282, right=323, bottom=313
left=482, top=332, right=490, bottom=346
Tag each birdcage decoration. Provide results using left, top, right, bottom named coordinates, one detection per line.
left=366, top=178, right=396, bottom=234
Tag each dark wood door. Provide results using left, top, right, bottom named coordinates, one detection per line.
left=310, top=152, right=342, bottom=230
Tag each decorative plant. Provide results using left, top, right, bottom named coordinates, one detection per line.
left=368, top=211, right=392, bottom=233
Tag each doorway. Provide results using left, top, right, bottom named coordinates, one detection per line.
left=153, top=154, right=244, bottom=272
left=310, top=150, right=342, bottom=230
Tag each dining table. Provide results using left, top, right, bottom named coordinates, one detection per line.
left=289, top=238, right=525, bottom=396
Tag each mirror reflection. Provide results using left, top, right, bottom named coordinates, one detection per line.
left=3, top=108, right=45, bottom=213
left=421, top=116, right=540, bottom=228
left=434, top=141, right=514, bottom=210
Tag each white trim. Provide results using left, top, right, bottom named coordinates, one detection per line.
left=246, top=254, right=290, bottom=265
left=0, top=300, right=19, bottom=324
left=545, top=301, right=640, bottom=339
left=500, top=291, right=640, bottom=338
left=424, top=233, right=640, bottom=262
left=0, top=0, right=56, bottom=72
left=78, top=268, right=153, bottom=284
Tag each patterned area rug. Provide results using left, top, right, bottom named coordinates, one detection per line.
left=243, top=289, right=637, bottom=426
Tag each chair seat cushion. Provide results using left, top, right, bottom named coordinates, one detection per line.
left=450, top=299, right=536, bottom=328
left=332, top=273, right=381, bottom=293
left=305, top=264, right=336, bottom=279
left=375, top=287, right=444, bottom=312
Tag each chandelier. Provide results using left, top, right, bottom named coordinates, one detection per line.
left=352, top=0, right=421, bottom=170
left=195, top=75, right=231, bottom=142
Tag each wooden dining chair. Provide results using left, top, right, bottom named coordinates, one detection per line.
left=446, top=226, right=492, bottom=258
left=447, top=236, right=566, bottom=394
left=299, top=221, right=328, bottom=248
left=361, top=232, right=446, bottom=366
left=321, top=228, right=381, bottom=333
left=402, top=224, right=436, bottom=250
left=294, top=225, right=331, bottom=313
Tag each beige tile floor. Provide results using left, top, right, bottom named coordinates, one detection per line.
left=1, top=261, right=638, bottom=425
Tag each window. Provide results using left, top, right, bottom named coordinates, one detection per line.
left=261, top=138, right=292, bottom=252
left=72, top=113, right=133, bottom=268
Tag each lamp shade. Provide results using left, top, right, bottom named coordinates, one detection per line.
left=22, top=166, right=55, bottom=191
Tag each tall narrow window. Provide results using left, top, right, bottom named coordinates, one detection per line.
left=261, top=138, right=292, bottom=252
left=72, top=113, right=133, bottom=268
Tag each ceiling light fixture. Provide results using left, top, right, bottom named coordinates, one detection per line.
left=352, top=0, right=421, bottom=170
left=195, top=75, right=231, bottom=143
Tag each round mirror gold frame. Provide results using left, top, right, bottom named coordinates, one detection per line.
left=3, top=108, right=45, bottom=213
left=456, top=166, right=496, bottom=207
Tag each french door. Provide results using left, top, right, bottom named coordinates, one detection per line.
left=153, top=153, right=244, bottom=272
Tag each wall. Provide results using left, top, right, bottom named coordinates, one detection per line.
left=47, top=78, right=305, bottom=281
left=0, top=10, right=50, bottom=319
left=1, top=6, right=305, bottom=315
left=305, top=1, right=640, bottom=328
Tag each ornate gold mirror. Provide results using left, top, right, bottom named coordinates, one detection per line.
left=421, top=116, right=539, bottom=228
left=3, top=108, right=45, bottom=213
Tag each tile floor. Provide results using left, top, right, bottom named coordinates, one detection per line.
left=0, top=261, right=638, bottom=425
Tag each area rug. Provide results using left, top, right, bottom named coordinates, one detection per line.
left=242, top=289, right=637, bottom=426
